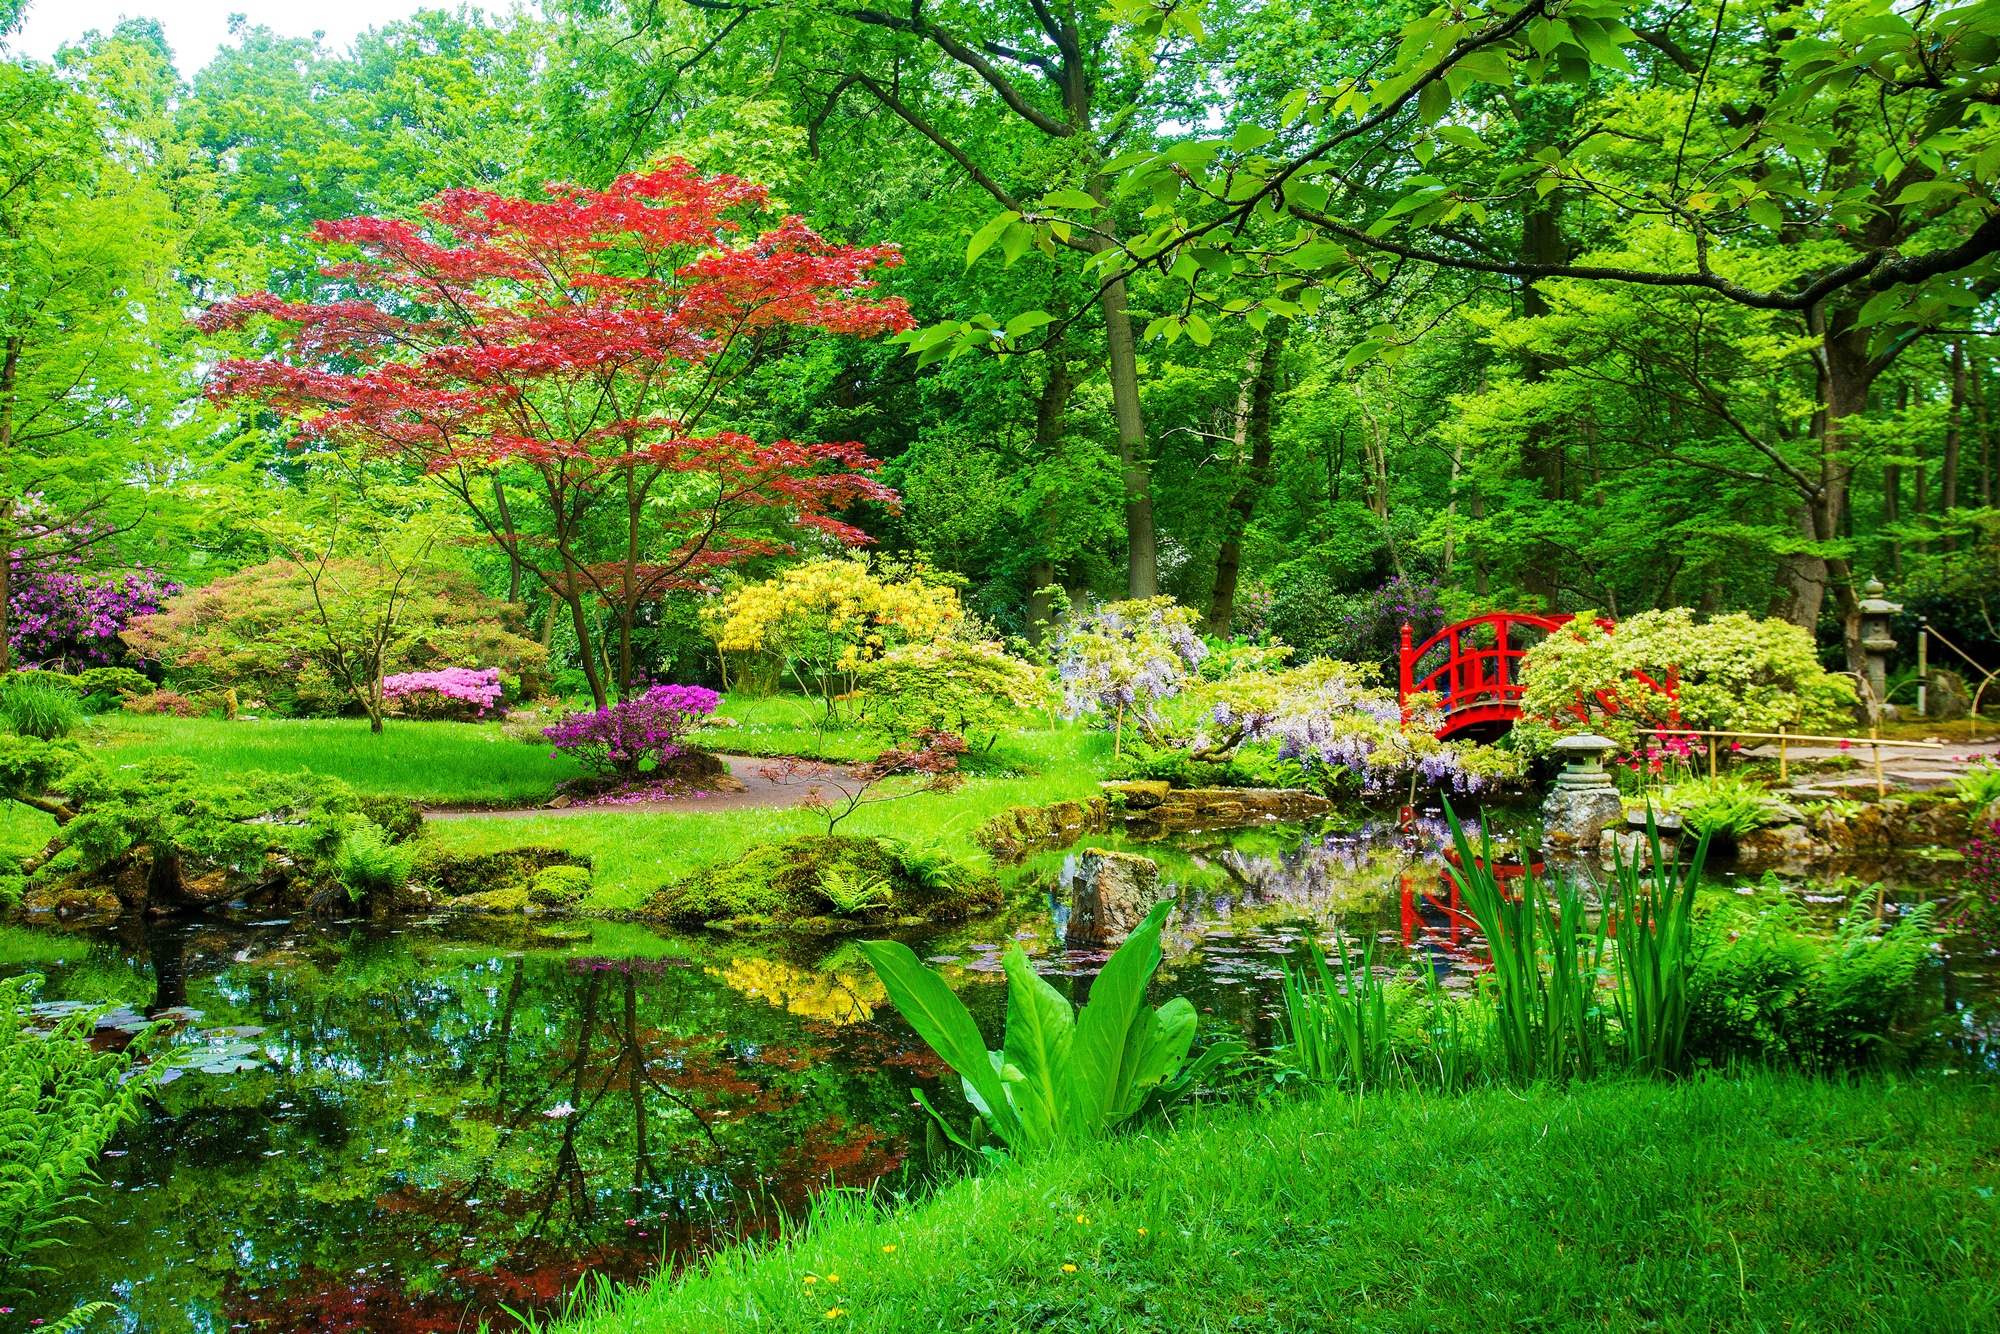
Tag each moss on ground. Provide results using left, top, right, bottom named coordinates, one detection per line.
left=640, top=834, right=1001, bottom=929
left=410, top=842, right=592, bottom=902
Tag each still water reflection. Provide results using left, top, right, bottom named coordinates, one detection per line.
left=5, top=815, right=1989, bottom=1332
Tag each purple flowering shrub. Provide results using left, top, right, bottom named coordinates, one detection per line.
left=383, top=667, right=505, bottom=720
left=1956, top=820, right=2000, bottom=946
left=1052, top=598, right=1208, bottom=726
left=9, top=551, right=178, bottom=670
left=543, top=684, right=721, bottom=780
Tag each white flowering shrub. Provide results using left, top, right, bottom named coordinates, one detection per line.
left=1513, top=610, right=1858, bottom=755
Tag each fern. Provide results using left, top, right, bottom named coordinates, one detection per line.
left=817, top=866, right=894, bottom=914
left=44, top=1302, right=117, bottom=1332
left=0, top=976, right=170, bottom=1286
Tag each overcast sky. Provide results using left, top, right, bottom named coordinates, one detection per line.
left=9, top=0, right=502, bottom=73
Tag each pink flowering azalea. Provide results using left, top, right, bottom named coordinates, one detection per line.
left=383, top=666, right=505, bottom=717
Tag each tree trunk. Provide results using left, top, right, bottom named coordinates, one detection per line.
left=1821, top=316, right=1879, bottom=721
left=493, top=477, right=524, bottom=603
left=1945, top=341, right=1965, bottom=550
left=1026, top=351, right=1074, bottom=646
left=1090, top=239, right=1156, bottom=598
left=1517, top=196, right=1567, bottom=612
left=1883, top=460, right=1901, bottom=574
left=1209, top=319, right=1287, bottom=637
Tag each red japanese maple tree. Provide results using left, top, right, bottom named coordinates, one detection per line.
left=201, top=162, right=912, bottom=705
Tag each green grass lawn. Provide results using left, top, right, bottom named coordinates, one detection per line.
left=551, top=1072, right=2000, bottom=1334
left=82, top=713, right=581, bottom=806
left=427, top=724, right=1110, bottom=910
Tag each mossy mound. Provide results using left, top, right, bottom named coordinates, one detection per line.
left=641, top=835, right=1001, bottom=930
left=411, top=844, right=594, bottom=905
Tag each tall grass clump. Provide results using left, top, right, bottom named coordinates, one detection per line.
left=1444, top=799, right=1609, bottom=1083
left=1607, top=813, right=1712, bottom=1075
left=1278, top=935, right=1394, bottom=1090
left=0, top=675, right=83, bottom=741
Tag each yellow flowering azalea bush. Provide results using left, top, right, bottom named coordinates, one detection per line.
left=1513, top=610, right=1858, bottom=756
left=706, top=559, right=963, bottom=716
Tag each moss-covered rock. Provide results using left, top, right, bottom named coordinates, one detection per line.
left=640, top=835, right=1001, bottom=929
left=974, top=798, right=1111, bottom=861
left=530, top=864, right=593, bottom=906
left=411, top=844, right=593, bottom=903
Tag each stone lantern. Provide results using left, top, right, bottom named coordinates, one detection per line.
left=1541, top=733, right=1623, bottom=850
left=1858, top=577, right=1900, bottom=716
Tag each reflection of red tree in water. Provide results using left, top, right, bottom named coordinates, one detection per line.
left=216, top=968, right=928, bottom=1331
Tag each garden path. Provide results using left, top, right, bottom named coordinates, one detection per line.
left=1733, top=735, right=2000, bottom=794
left=424, top=754, right=837, bottom=819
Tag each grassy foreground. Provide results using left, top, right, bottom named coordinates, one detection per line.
left=85, top=714, right=579, bottom=804
left=552, top=1073, right=1999, bottom=1334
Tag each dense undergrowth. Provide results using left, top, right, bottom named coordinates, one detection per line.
left=538, top=1072, right=2000, bottom=1334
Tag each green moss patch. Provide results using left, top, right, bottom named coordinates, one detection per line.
left=411, top=843, right=592, bottom=903
left=640, top=834, right=1001, bottom=929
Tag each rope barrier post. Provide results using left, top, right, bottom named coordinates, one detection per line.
left=1871, top=726, right=1885, bottom=799
left=1708, top=735, right=1717, bottom=778
left=1778, top=726, right=1787, bottom=784
left=1918, top=624, right=1928, bottom=720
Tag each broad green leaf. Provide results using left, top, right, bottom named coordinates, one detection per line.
left=966, top=211, right=1020, bottom=267
left=1004, top=310, right=1055, bottom=339
left=858, top=940, right=1020, bottom=1145
left=1185, top=313, right=1214, bottom=346
left=1417, top=79, right=1450, bottom=125
left=1118, top=995, right=1198, bottom=1118
left=1067, top=900, right=1173, bottom=1136
left=1230, top=124, right=1275, bottom=152
left=999, top=220, right=1034, bottom=267
left=1342, top=339, right=1385, bottom=371
left=1000, top=945, right=1074, bottom=1151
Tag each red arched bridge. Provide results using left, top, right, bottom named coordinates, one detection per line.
left=1398, top=612, right=1677, bottom=741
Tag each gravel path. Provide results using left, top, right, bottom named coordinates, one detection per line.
left=425, top=754, right=844, bottom=820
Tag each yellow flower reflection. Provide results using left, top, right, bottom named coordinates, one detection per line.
left=709, top=957, right=887, bottom=1025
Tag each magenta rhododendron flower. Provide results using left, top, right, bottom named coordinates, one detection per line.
left=543, top=684, right=720, bottom=779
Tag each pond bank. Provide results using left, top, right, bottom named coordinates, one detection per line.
left=550, top=1071, right=2000, bottom=1334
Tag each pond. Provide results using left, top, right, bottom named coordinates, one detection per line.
left=8, top=811, right=1995, bottom=1333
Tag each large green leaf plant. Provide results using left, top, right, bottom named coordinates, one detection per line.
left=859, top=902, right=1241, bottom=1156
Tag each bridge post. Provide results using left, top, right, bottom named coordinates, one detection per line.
left=1398, top=622, right=1414, bottom=722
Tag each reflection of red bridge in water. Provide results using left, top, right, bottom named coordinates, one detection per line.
left=1397, top=611, right=1677, bottom=741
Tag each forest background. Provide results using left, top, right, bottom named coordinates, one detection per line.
left=5, top=0, right=1999, bottom=697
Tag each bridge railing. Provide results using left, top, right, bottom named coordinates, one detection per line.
left=1399, top=612, right=1662, bottom=739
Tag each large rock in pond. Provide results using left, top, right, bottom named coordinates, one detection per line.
left=1130, top=787, right=1332, bottom=833
left=974, top=797, right=1112, bottom=861
left=1066, top=848, right=1168, bottom=949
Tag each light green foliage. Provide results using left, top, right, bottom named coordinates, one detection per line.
left=0, top=976, right=165, bottom=1278
left=645, top=834, right=997, bottom=927
left=853, top=640, right=1051, bottom=745
left=1687, top=891, right=1941, bottom=1070
left=335, top=820, right=415, bottom=901
left=858, top=902, right=1244, bottom=1155
left=1657, top=775, right=1777, bottom=838
left=1515, top=610, right=1859, bottom=755
left=0, top=677, right=84, bottom=741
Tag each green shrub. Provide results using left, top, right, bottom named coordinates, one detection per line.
left=6, top=670, right=83, bottom=696
left=528, top=864, right=593, bottom=906
left=0, top=975, right=170, bottom=1283
left=335, top=820, right=415, bottom=901
left=75, top=667, right=150, bottom=698
left=0, top=675, right=85, bottom=740
left=356, top=795, right=424, bottom=844
left=1686, top=891, right=1938, bottom=1069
